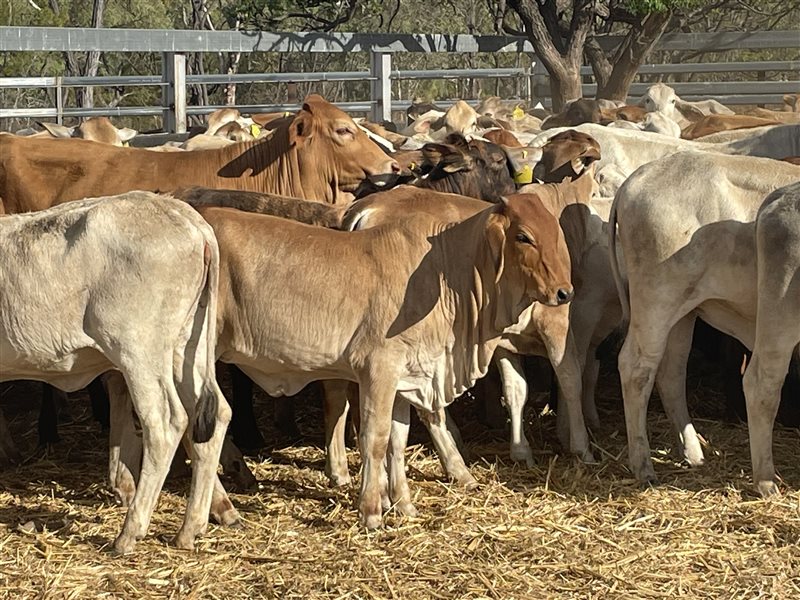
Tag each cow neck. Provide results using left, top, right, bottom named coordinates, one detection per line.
left=428, top=209, right=530, bottom=402
left=208, top=127, right=308, bottom=199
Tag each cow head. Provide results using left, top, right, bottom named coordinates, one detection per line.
left=419, top=134, right=517, bottom=201
left=289, top=95, right=400, bottom=198
left=535, top=130, right=601, bottom=182
left=638, top=83, right=705, bottom=123
left=486, top=194, right=573, bottom=316
left=37, top=117, right=137, bottom=146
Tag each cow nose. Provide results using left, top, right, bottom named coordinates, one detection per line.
left=556, top=287, right=574, bottom=305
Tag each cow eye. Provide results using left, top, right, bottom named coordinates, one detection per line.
left=516, top=233, right=534, bottom=245
left=336, top=127, right=354, bottom=137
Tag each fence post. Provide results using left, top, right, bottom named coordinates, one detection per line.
left=55, top=76, right=63, bottom=125
left=370, top=51, right=392, bottom=123
left=162, top=52, right=187, bottom=133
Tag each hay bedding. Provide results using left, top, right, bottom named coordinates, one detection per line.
left=0, top=361, right=798, bottom=600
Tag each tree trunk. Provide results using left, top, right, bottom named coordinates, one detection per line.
left=77, top=0, right=105, bottom=110
left=595, top=11, right=672, bottom=101
left=549, top=64, right=583, bottom=109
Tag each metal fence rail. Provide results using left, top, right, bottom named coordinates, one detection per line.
left=1, top=27, right=798, bottom=131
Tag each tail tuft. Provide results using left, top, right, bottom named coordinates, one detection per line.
left=192, top=381, right=218, bottom=444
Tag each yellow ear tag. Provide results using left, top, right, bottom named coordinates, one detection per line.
left=409, top=162, right=417, bottom=170
left=512, top=106, right=525, bottom=120
left=122, top=141, right=130, bottom=147
left=521, top=149, right=528, bottom=159
left=284, top=111, right=291, bottom=118
left=514, top=164, right=533, bottom=184
left=250, top=123, right=262, bottom=137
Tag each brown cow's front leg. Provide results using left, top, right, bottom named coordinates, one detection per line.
left=357, top=370, right=398, bottom=529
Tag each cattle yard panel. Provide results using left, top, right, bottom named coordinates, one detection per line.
left=1, top=27, right=798, bottom=132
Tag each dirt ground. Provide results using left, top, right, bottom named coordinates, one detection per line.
left=0, top=354, right=798, bottom=599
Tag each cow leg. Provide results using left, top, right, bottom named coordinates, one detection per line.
left=495, top=348, right=534, bottom=467
left=655, top=314, right=704, bottom=467
left=219, top=435, right=257, bottom=490
left=38, top=384, right=60, bottom=446
left=227, top=364, right=265, bottom=452
left=539, top=305, right=593, bottom=462
left=582, top=356, right=602, bottom=431
left=106, top=371, right=142, bottom=508
left=387, top=398, right=417, bottom=517
left=174, top=379, right=233, bottom=550
left=322, top=379, right=352, bottom=487
left=209, top=474, right=241, bottom=527
left=618, top=324, right=668, bottom=486
left=742, top=344, right=792, bottom=497
left=88, top=376, right=110, bottom=430
left=0, top=409, right=21, bottom=466
left=357, top=372, right=398, bottom=529
left=113, top=372, right=186, bottom=554
left=416, top=407, right=477, bottom=488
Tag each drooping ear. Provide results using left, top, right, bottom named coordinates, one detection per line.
left=289, top=110, right=313, bottom=147
left=37, top=121, right=74, bottom=139
left=675, top=100, right=705, bottom=123
left=486, top=203, right=508, bottom=285
left=569, top=143, right=601, bottom=174
left=117, top=127, right=137, bottom=143
left=422, top=142, right=473, bottom=173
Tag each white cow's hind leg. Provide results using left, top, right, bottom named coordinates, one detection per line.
left=106, top=372, right=142, bottom=508
left=618, top=329, right=666, bottom=485
left=113, top=370, right=186, bottom=554
left=174, top=380, right=233, bottom=550
left=495, top=349, right=534, bottom=467
left=655, top=314, right=704, bottom=467
left=418, top=407, right=477, bottom=488
left=323, top=380, right=352, bottom=487
left=387, top=398, right=417, bottom=517
left=742, top=346, right=791, bottom=497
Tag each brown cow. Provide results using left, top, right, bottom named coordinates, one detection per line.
left=0, top=95, right=400, bottom=214
left=189, top=195, right=572, bottom=528
left=535, top=130, right=602, bottom=183
left=28, top=116, right=137, bottom=146
left=681, top=114, right=781, bottom=140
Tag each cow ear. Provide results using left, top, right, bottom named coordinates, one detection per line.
left=422, top=143, right=472, bottom=172
left=37, top=121, right=74, bottom=138
left=485, top=211, right=507, bottom=285
left=675, top=100, right=705, bottom=123
left=118, top=127, right=137, bottom=143
left=289, top=111, right=313, bottom=147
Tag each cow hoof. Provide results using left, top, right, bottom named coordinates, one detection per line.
left=112, top=534, right=137, bottom=555
left=396, top=501, right=418, bottom=518
left=173, top=530, right=196, bottom=551
left=757, top=481, right=780, bottom=498
left=509, top=444, right=535, bottom=467
left=210, top=501, right=241, bottom=527
left=327, top=473, right=352, bottom=488
left=361, top=512, right=383, bottom=530
left=577, top=448, right=597, bottom=464
left=451, top=471, right=479, bottom=491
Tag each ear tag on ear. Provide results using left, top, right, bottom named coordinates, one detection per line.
left=521, top=149, right=528, bottom=159
left=514, top=164, right=533, bottom=184
left=122, top=141, right=130, bottom=147
left=250, top=123, right=262, bottom=138
left=409, top=162, right=417, bottom=170
left=284, top=111, right=291, bottom=118
left=512, top=106, right=525, bottom=120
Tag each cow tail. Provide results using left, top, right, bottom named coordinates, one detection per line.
left=595, top=194, right=630, bottom=361
left=608, top=194, right=629, bottom=326
left=192, top=234, right=221, bottom=444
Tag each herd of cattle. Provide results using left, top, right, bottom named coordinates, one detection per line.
left=0, top=83, right=799, bottom=554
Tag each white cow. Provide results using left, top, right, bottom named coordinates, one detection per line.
left=638, top=82, right=734, bottom=128
left=534, top=123, right=800, bottom=196
left=743, top=182, right=800, bottom=496
left=0, top=192, right=232, bottom=553
left=20, top=117, right=137, bottom=146
left=609, top=152, right=800, bottom=491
